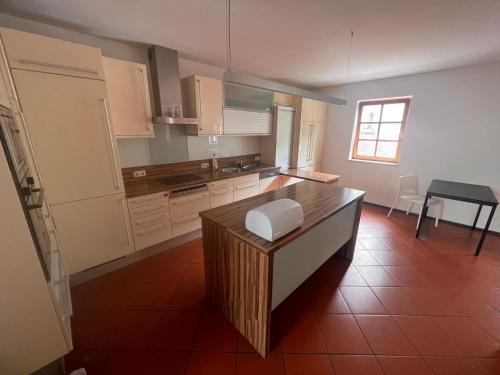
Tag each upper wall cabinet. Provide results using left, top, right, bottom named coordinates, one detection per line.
left=0, top=27, right=105, bottom=80
left=313, top=100, right=328, bottom=124
left=102, top=57, right=153, bottom=138
left=301, top=98, right=315, bottom=122
left=182, top=75, right=223, bottom=136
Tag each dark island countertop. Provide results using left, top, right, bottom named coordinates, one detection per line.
left=199, top=180, right=365, bottom=254
left=124, top=164, right=277, bottom=198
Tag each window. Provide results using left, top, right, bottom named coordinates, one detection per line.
left=351, top=97, right=411, bottom=163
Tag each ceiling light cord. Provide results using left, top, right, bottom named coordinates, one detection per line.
left=226, top=0, right=232, bottom=71
left=343, top=30, right=354, bottom=98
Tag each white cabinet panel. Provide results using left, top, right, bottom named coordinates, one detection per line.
left=172, top=213, right=202, bottom=237
left=51, top=193, right=133, bottom=274
left=0, top=27, right=104, bottom=80
left=102, top=57, right=153, bottom=138
left=223, top=108, right=272, bottom=135
left=12, top=69, right=123, bottom=205
left=169, top=192, right=210, bottom=219
left=234, top=174, right=260, bottom=201
left=210, top=187, right=234, bottom=208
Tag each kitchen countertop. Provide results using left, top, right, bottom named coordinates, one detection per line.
left=124, top=164, right=277, bottom=198
left=199, top=180, right=365, bottom=254
left=280, top=169, right=340, bottom=183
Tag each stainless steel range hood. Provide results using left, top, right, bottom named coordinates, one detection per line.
left=148, top=46, right=198, bottom=125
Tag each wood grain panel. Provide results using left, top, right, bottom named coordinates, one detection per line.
left=202, top=219, right=272, bottom=357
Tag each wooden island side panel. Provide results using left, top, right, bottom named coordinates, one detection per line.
left=202, top=219, right=272, bottom=357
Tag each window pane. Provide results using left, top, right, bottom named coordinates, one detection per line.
left=359, top=123, right=379, bottom=139
left=378, top=123, right=401, bottom=140
left=381, top=103, right=406, bottom=122
left=376, top=141, right=398, bottom=159
left=360, top=104, right=381, bottom=122
left=357, top=140, right=376, bottom=156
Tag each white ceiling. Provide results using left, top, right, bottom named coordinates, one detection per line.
left=1, top=0, right=500, bottom=87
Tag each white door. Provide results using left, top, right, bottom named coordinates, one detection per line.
left=12, top=69, right=123, bottom=205
left=102, top=57, right=153, bottom=138
left=51, top=193, right=133, bottom=274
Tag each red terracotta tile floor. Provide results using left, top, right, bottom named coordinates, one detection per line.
left=66, top=205, right=500, bottom=374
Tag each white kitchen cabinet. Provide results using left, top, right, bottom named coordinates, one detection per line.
left=51, top=193, right=133, bottom=274
left=182, top=75, right=223, bottom=135
left=295, top=122, right=325, bottom=169
left=313, top=100, right=328, bottom=123
left=169, top=191, right=210, bottom=218
left=301, top=98, right=315, bottom=122
left=223, top=107, right=273, bottom=135
left=171, top=213, right=202, bottom=237
left=209, top=179, right=234, bottom=208
left=233, top=173, right=260, bottom=201
left=128, top=191, right=172, bottom=250
left=0, top=27, right=105, bottom=80
left=11, top=69, right=123, bottom=205
left=259, top=176, right=280, bottom=193
left=102, top=57, right=153, bottom=138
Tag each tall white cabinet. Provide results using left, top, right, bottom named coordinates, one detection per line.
left=1, top=28, right=133, bottom=274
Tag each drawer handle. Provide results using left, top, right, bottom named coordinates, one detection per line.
left=171, top=193, right=209, bottom=204
left=17, top=58, right=99, bottom=76
left=129, top=194, right=166, bottom=204
left=211, top=188, right=232, bottom=196
left=136, top=224, right=169, bottom=236
left=235, top=183, right=257, bottom=190
left=173, top=214, right=199, bottom=224
left=134, top=215, right=168, bottom=226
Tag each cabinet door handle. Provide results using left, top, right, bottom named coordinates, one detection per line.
left=118, top=197, right=132, bottom=245
left=17, top=58, right=99, bottom=76
left=195, top=79, right=203, bottom=131
left=99, top=98, right=121, bottom=190
left=171, top=193, right=209, bottom=204
left=211, top=187, right=232, bottom=195
left=136, top=67, right=152, bottom=131
left=132, top=204, right=167, bottom=215
left=133, top=214, right=168, bottom=226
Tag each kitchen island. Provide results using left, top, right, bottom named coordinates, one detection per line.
left=200, top=180, right=365, bottom=357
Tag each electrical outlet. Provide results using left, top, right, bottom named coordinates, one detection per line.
left=201, top=162, right=209, bottom=169
left=255, top=156, right=261, bottom=161
left=133, top=170, right=146, bottom=178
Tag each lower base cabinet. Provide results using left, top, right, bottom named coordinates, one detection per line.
left=259, top=176, right=280, bottom=193
left=51, top=193, right=134, bottom=274
left=234, top=173, right=260, bottom=201
left=172, top=213, right=202, bottom=237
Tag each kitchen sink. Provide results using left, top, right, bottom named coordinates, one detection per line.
left=222, top=165, right=259, bottom=173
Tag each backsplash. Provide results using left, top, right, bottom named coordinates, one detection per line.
left=122, top=154, right=261, bottom=183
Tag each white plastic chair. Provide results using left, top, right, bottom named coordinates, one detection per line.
left=387, top=175, right=443, bottom=228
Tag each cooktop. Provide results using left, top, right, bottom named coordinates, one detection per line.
left=158, top=174, right=202, bottom=186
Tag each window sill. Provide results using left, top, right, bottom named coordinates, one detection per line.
left=348, top=157, right=399, bottom=166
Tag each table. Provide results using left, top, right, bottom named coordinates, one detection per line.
left=416, top=179, right=498, bottom=255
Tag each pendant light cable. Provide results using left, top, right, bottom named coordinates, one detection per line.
left=226, top=0, right=232, bottom=71
left=343, top=30, right=354, bottom=98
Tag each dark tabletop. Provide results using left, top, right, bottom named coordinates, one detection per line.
left=427, top=179, right=498, bottom=205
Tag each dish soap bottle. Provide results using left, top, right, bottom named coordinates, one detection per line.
left=211, top=153, right=218, bottom=170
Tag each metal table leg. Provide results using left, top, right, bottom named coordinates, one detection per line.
left=416, top=193, right=430, bottom=238
left=472, top=204, right=483, bottom=231
left=475, top=204, right=497, bottom=256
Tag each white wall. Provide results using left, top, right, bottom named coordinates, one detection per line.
left=319, top=61, right=500, bottom=231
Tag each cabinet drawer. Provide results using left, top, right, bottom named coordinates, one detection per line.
left=170, top=192, right=210, bottom=219
left=129, top=202, right=169, bottom=220
left=132, top=220, right=172, bottom=250
left=209, top=178, right=233, bottom=191
left=234, top=181, right=260, bottom=201
left=131, top=212, right=170, bottom=230
left=127, top=192, right=169, bottom=209
left=210, top=188, right=234, bottom=208
left=171, top=213, right=201, bottom=237
left=1, top=27, right=105, bottom=80
left=234, top=173, right=259, bottom=186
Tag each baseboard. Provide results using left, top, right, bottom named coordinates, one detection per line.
left=70, top=229, right=202, bottom=286
left=364, top=201, right=500, bottom=237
